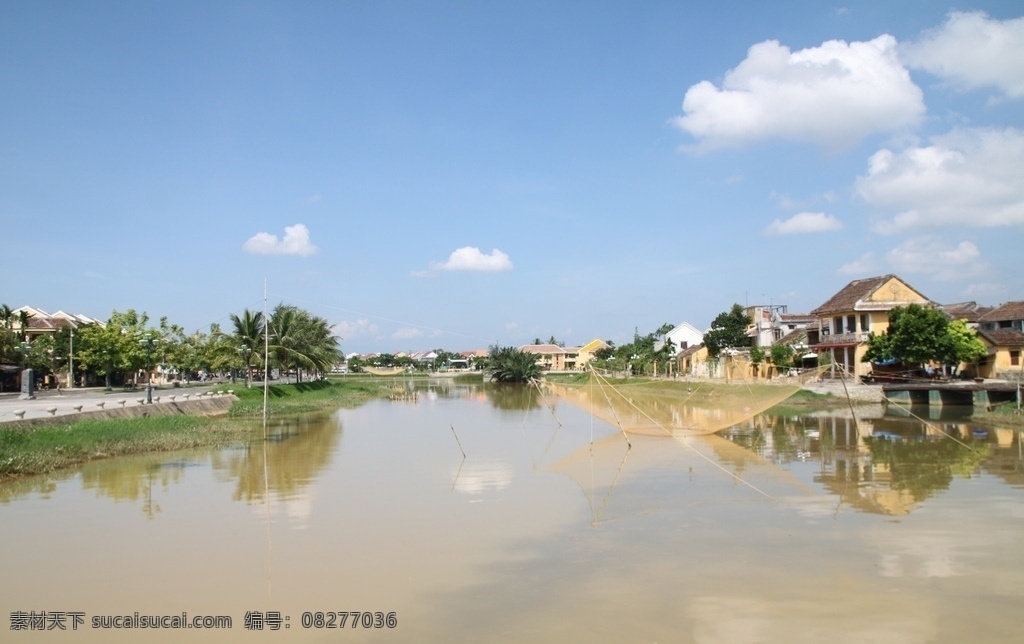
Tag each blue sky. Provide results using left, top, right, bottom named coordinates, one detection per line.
left=3, top=1, right=1023, bottom=354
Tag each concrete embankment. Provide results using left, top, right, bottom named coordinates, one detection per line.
left=0, top=396, right=237, bottom=429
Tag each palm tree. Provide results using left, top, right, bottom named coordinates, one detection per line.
left=268, top=305, right=342, bottom=382
left=486, top=346, right=543, bottom=383
left=229, top=309, right=265, bottom=388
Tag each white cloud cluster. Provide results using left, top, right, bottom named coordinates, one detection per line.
left=763, top=212, right=842, bottom=236
left=332, top=318, right=378, bottom=341
left=902, top=11, right=1024, bottom=99
left=857, top=127, right=1024, bottom=233
left=672, top=35, right=924, bottom=151
left=392, top=327, right=422, bottom=340
left=886, top=237, right=987, bottom=282
left=429, top=246, right=513, bottom=272
left=243, top=223, right=319, bottom=256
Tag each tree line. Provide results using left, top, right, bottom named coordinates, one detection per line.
left=0, top=303, right=342, bottom=389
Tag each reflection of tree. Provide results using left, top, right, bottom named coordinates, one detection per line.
left=0, top=474, right=59, bottom=505
left=210, top=413, right=341, bottom=503
left=866, top=438, right=990, bottom=502
left=78, top=454, right=190, bottom=519
left=484, top=383, right=543, bottom=412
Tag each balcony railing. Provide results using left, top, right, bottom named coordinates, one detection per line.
left=819, top=332, right=870, bottom=345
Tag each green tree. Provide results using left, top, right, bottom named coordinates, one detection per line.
left=703, top=304, right=751, bottom=359
left=74, top=310, right=156, bottom=389
left=749, top=345, right=766, bottom=378
left=769, top=343, right=795, bottom=372
left=863, top=304, right=985, bottom=374
left=229, top=309, right=265, bottom=388
left=941, top=319, right=988, bottom=375
left=486, top=345, right=543, bottom=383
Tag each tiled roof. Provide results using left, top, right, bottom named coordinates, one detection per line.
left=677, top=344, right=703, bottom=358
left=778, top=312, right=815, bottom=323
left=810, top=274, right=929, bottom=315
left=938, top=301, right=988, bottom=321
left=11, top=306, right=103, bottom=331
left=977, top=328, right=1024, bottom=348
left=979, top=301, right=1024, bottom=323
left=519, top=344, right=569, bottom=355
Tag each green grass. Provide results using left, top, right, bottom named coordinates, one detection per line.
left=219, top=378, right=388, bottom=417
left=0, top=415, right=250, bottom=479
left=1, top=379, right=391, bottom=480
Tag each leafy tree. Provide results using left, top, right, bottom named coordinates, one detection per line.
left=703, top=304, right=751, bottom=359
left=486, top=345, right=543, bottom=383
left=769, top=343, right=795, bottom=371
left=941, top=319, right=988, bottom=375
left=749, top=345, right=765, bottom=378
left=74, top=310, right=157, bottom=389
left=863, top=304, right=987, bottom=374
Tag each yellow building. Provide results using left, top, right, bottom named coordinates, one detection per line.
left=976, top=302, right=1024, bottom=380
left=575, top=339, right=610, bottom=371
left=809, top=274, right=932, bottom=380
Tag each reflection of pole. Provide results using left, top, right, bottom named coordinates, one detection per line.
left=449, top=424, right=466, bottom=458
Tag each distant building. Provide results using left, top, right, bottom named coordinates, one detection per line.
left=809, top=274, right=932, bottom=380
left=655, top=322, right=703, bottom=356
left=976, top=302, right=1024, bottom=380
left=519, top=344, right=579, bottom=372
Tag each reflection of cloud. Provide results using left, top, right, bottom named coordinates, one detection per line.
left=866, top=525, right=985, bottom=579
left=452, top=459, right=514, bottom=494
left=248, top=491, right=313, bottom=530
left=688, top=595, right=935, bottom=643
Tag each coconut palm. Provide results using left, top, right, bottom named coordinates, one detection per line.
left=229, top=309, right=265, bottom=388
left=486, top=346, right=543, bottom=383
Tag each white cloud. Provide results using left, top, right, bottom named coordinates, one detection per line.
left=428, top=246, right=513, bottom=272
left=857, top=127, right=1024, bottom=233
left=838, top=252, right=878, bottom=276
left=242, top=223, right=318, bottom=256
left=672, top=35, right=924, bottom=151
left=886, top=237, right=988, bottom=282
left=763, top=212, right=843, bottom=235
left=332, top=318, right=378, bottom=340
left=392, top=327, right=422, bottom=340
left=902, top=11, right=1024, bottom=99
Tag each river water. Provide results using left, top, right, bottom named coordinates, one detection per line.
left=2, top=380, right=1023, bottom=643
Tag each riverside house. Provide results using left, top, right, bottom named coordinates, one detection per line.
left=808, top=274, right=932, bottom=380
left=975, top=301, right=1024, bottom=380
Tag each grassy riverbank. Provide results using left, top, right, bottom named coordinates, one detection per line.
left=0, top=379, right=389, bottom=480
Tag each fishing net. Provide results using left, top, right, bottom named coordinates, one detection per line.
left=362, top=366, right=408, bottom=376
left=547, top=365, right=831, bottom=437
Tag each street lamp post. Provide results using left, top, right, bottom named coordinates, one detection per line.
left=68, top=328, right=74, bottom=389
left=141, top=334, right=156, bottom=404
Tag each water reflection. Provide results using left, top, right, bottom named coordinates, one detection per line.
left=210, top=413, right=340, bottom=505
left=2, top=383, right=1024, bottom=642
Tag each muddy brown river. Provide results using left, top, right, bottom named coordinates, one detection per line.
left=2, top=380, right=1022, bottom=642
